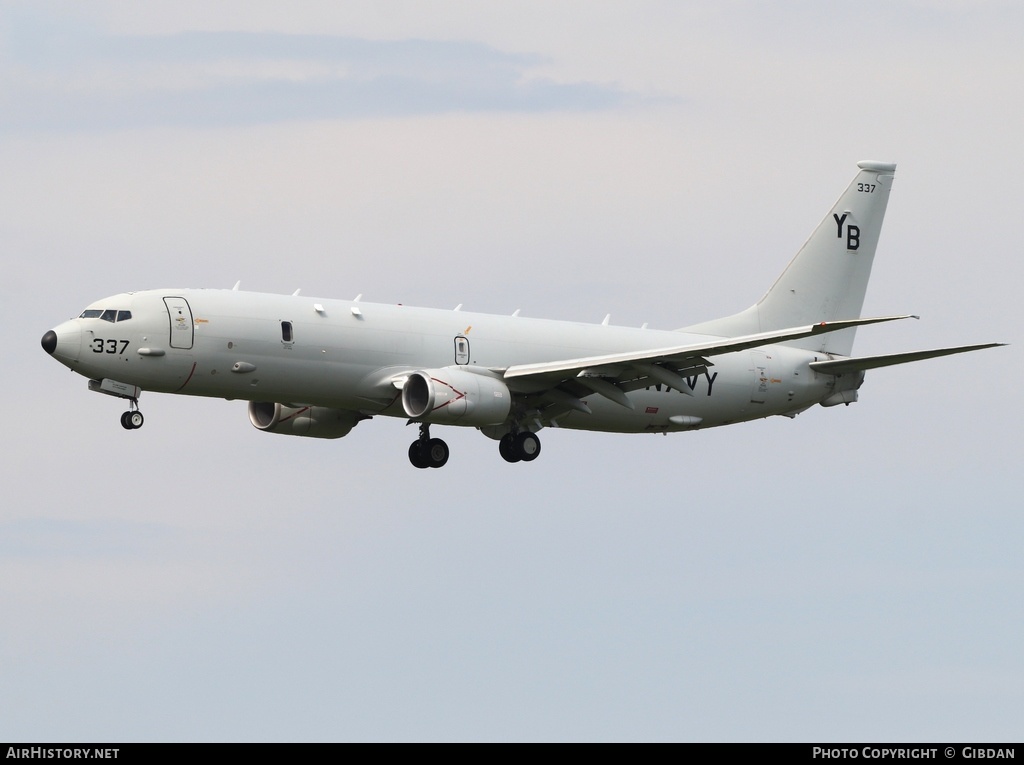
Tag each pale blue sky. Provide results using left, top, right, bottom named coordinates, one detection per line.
left=2, top=0, right=1021, bottom=742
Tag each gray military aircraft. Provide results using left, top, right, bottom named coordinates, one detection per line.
left=42, top=161, right=1003, bottom=467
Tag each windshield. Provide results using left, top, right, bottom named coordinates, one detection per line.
left=79, top=309, right=132, bottom=322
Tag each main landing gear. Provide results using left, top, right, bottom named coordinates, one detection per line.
left=498, top=431, right=541, bottom=463
left=407, top=424, right=543, bottom=468
left=408, top=423, right=449, bottom=469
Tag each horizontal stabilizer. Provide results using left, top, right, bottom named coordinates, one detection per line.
left=809, top=343, right=1006, bottom=375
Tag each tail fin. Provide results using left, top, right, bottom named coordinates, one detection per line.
left=682, top=160, right=897, bottom=355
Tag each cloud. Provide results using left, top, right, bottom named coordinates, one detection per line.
left=1, top=21, right=630, bottom=132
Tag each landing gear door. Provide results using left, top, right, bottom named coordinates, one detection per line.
left=164, top=297, right=194, bottom=349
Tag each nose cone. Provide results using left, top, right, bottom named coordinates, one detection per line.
left=42, top=321, right=83, bottom=365
left=41, top=330, right=58, bottom=354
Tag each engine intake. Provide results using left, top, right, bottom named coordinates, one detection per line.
left=402, top=367, right=511, bottom=425
left=248, top=401, right=362, bottom=439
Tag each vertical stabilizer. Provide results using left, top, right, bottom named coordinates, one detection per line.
left=682, top=161, right=896, bottom=355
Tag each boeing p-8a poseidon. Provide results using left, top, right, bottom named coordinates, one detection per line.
left=42, top=161, right=1003, bottom=468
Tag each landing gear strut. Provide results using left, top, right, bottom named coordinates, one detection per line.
left=499, top=431, right=541, bottom=463
left=408, top=423, right=449, bottom=469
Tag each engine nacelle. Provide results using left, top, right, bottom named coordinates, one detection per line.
left=248, top=401, right=362, bottom=439
left=402, top=367, right=511, bottom=425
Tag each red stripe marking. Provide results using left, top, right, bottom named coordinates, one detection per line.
left=430, top=377, right=466, bottom=412
left=174, top=362, right=198, bottom=392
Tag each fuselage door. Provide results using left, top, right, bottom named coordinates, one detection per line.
left=164, top=297, right=194, bottom=349
left=454, top=335, right=470, bottom=365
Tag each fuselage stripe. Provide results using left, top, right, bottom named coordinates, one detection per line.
left=174, top=362, right=198, bottom=392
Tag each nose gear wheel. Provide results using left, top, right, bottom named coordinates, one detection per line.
left=120, top=409, right=144, bottom=430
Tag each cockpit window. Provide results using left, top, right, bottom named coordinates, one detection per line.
left=79, top=308, right=132, bottom=321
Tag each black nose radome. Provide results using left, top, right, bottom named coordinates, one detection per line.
left=41, top=330, right=57, bottom=355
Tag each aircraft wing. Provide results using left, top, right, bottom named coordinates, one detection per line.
left=499, top=315, right=915, bottom=413
left=503, top=315, right=914, bottom=383
left=808, top=343, right=1006, bottom=375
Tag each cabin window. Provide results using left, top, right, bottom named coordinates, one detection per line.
left=281, top=321, right=293, bottom=343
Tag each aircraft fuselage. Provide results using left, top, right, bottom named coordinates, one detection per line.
left=45, top=288, right=837, bottom=435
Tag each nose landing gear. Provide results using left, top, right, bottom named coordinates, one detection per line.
left=120, top=404, right=144, bottom=430
left=87, top=379, right=145, bottom=431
